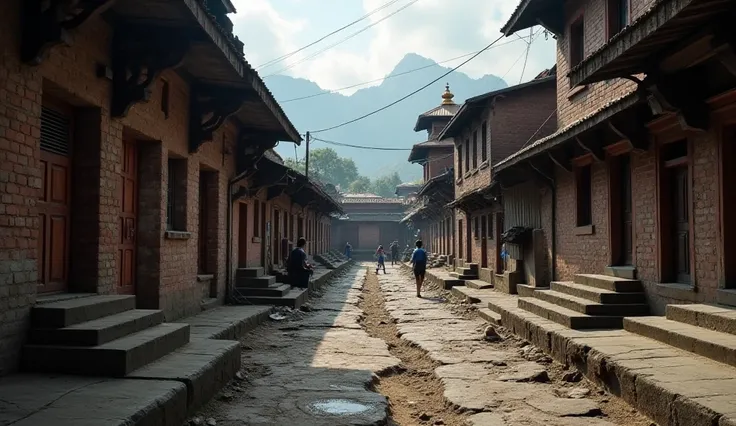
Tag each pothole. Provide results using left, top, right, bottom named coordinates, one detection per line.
left=307, top=399, right=372, bottom=415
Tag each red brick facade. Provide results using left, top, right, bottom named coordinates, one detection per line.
left=0, top=0, right=336, bottom=375
left=497, top=0, right=736, bottom=311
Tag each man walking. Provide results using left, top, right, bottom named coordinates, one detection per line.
left=288, top=237, right=314, bottom=289
left=390, top=240, right=400, bottom=266
left=344, top=242, right=352, bottom=260
left=410, top=240, right=427, bottom=298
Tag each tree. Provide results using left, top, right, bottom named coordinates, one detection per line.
left=349, top=176, right=372, bottom=193
left=371, top=172, right=402, bottom=198
left=284, top=148, right=359, bottom=188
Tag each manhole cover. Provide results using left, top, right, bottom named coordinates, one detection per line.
left=308, top=399, right=371, bottom=415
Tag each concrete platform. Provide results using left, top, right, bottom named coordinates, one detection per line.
left=478, top=289, right=736, bottom=426
left=666, top=303, right=736, bottom=335
left=31, top=295, right=136, bottom=328
left=0, top=374, right=188, bottom=426
left=176, top=305, right=272, bottom=340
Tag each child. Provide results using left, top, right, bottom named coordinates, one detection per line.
left=410, top=240, right=427, bottom=297
left=375, top=245, right=386, bottom=274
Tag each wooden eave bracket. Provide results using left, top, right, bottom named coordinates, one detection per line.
left=548, top=149, right=572, bottom=172
left=575, top=136, right=605, bottom=162
left=639, top=72, right=709, bottom=132
left=189, top=86, right=255, bottom=153
left=22, top=0, right=117, bottom=64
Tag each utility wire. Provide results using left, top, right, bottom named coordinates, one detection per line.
left=520, top=109, right=556, bottom=149
left=519, top=28, right=533, bottom=84
left=313, top=136, right=411, bottom=151
left=309, top=34, right=505, bottom=134
left=263, top=0, right=421, bottom=78
left=279, top=36, right=528, bottom=104
left=256, top=0, right=402, bottom=70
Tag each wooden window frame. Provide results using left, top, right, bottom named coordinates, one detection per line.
left=574, top=163, right=593, bottom=227
left=472, top=130, right=478, bottom=169
left=569, top=15, right=585, bottom=68
left=481, top=121, right=488, bottom=163
left=457, top=144, right=463, bottom=175
left=606, top=0, right=630, bottom=40
left=464, top=138, right=470, bottom=172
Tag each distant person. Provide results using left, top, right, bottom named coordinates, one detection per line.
left=288, top=237, right=314, bottom=288
left=344, top=242, right=352, bottom=260
left=390, top=241, right=400, bottom=266
left=410, top=240, right=428, bottom=298
left=375, top=245, right=386, bottom=274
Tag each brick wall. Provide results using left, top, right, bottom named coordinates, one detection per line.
left=426, top=148, right=454, bottom=179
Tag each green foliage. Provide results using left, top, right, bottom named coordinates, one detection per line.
left=286, top=148, right=402, bottom=197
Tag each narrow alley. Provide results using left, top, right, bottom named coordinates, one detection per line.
left=192, top=264, right=653, bottom=426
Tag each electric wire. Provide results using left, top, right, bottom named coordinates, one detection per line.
left=308, top=34, right=505, bottom=134
left=312, top=136, right=411, bottom=151
left=263, top=0, right=421, bottom=78
left=256, top=0, right=403, bottom=70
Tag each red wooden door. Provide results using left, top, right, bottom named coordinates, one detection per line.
left=117, top=139, right=138, bottom=294
left=38, top=105, right=72, bottom=293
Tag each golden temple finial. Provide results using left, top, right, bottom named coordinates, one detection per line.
left=441, top=83, right=455, bottom=105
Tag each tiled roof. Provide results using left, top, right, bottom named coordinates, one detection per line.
left=493, top=90, right=640, bottom=171
left=341, top=197, right=405, bottom=204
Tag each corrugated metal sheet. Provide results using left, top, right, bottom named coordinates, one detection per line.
left=503, top=182, right=541, bottom=229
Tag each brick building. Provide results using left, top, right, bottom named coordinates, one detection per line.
left=0, top=0, right=312, bottom=375
left=332, top=193, right=408, bottom=259
left=494, top=0, right=736, bottom=318
left=440, top=75, right=557, bottom=285
left=402, top=85, right=458, bottom=261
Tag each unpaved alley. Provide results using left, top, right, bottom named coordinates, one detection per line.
left=192, top=264, right=654, bottom=425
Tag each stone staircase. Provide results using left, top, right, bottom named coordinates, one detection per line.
left=233, top=266, right=308, bottom=309
left=22, top=295, right=191, bottom=377
left=624, top=303, right=736, bottom=367
left=449, top=263, right=479, bottom=280
left=517, top=273, right=649, bottom=329
left=314, top=251, right=348, bottom=269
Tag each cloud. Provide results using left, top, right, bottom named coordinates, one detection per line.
left=230, top=0, right=555, bottom=93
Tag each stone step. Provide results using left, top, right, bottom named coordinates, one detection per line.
left=604, top=265, right=637, bottom=279
left=456, top=274, right=478, bottom=280
left=665, top=304, right=736, bottom=335
left=533, top=289, right=649, bottom=316
left=550, top=281, right=646, bottom=304
left=238, top=288, right=309, bottom=309
left=31, top=295, right=136, bottom=329
left=127, top=339, right=241, bottom=414
left=478, top=308, right=501, bottom=325
left=465, top=263, right=479, bottom=272
left=23, top=323, right=191, bottom=377
left=440, top=278, right=465, bottom=290
left=466, top=280, right=493, bottom=290
left=624, top=316, right=736, bottom=367
left=236, top=284, right=292, bottom=298
left=573, top=274, right=642, bottom=293
left=518, top=298, right=623, bottom=330
left=458, top=267, right=475, bottom=276
left=29, top=309, right=164, bottom=346
left=236, top=267, right=265, bottom=278
left=234, top=275, right=277, bottom=289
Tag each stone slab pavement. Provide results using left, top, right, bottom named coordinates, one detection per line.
left=197, top=265, right=401, bottom=426
left=377, top=268, right=646, bottom=426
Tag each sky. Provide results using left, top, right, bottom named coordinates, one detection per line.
left=229, top=0, right=556, bottom=95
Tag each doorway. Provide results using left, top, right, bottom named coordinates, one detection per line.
left=609, top=154, right=633, bottom=266
left=495, top=212, right=504, bottom=273
left=480, top=216, right=488, bottom=268
left=117, top=138, right=138, bottom=295
left=465, top=215, right=472, bottom=263
left=38, top=105, right=73, bottom=294
left=458, top=219, right=464, bottom=260
left=273, top=209, right=281, bottom=265
left=237, top=203, right=248, bottom=267
left=722, top=127, right=736, bottom=288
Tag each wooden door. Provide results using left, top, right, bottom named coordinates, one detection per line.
left=495, top=212, right=504, bottom=273
left=117, top=139, right=138, bottom=295
left=480, top=216, right=488, bottom=268
left=198, top=174, right=209, bottom=273
left=672, top=166, right=691, bottom=284
left=458, top=220, right=464, bottom=259
left=465, top=215, right=472, bottom=262
left=237, top=203, right=248, bottom=267
left=38, top=106, right=72, bottom=293
left=619, top=155, right=633, bottom=265
left=273, top=209, right=280, bottom=264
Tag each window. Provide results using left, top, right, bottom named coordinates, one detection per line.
left=481, top=122, right=488, bottom=162
left=166, top=157, right=187, bottom=231
left=607, top=0, right=629, bottom=39
left=464, top=138, right=470, bottom=172
left=472, top=130, right=478, bottom=169
left=570, top=17, right=585, bottom=67
left=457, top=144, right=463, bottom=174
left=161, top=79, right=170, bottom=119
left=474, top=216, right=480, bottom=239
left=575, top=165, right=592, bottom=226
left=487, top=214, right=493, bottom=239
left=253, top=199, right=260, bottom=237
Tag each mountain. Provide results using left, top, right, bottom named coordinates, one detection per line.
left=269, top=53, right=507, bottom=182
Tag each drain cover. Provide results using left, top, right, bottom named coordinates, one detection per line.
left=308, top=399, right=371, bottom=415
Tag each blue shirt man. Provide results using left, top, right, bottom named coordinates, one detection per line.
left=410, top=240, right=427, bottom=297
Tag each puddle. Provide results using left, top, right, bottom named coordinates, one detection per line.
left=308, top=399, right=371, bottom=416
